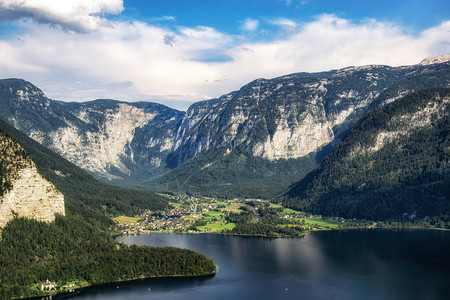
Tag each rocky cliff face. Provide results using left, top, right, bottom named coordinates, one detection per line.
left=0, top=55, right=449, bottom=188
left=169, top=57, right=450, bottom=166
left=0, top=79, right=184, bottom=180
left=0, top=129, right=64, bottom=228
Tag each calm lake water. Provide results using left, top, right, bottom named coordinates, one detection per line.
left=66, top=230, right=450, bottom=300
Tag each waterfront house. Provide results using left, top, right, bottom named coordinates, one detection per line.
left=41, top=279, right=57, bottom=291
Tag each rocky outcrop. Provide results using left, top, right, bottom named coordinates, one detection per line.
left=45, top=102, right=158, bottom=177
left=419, top=54, right=450, bottom=66
left=0, top=129, right=64, bottom=228
left=0, top=166, right=65, bottom=228
left=364, top=99, right=448, bottom=153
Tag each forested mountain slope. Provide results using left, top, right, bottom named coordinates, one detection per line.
left=145, top=57, right=450, bottom=197
left=0, top=118, right=168, bottom=226
left=0, top=216, right=215, bottom=299
left=284, top=88, right=450, bottom=220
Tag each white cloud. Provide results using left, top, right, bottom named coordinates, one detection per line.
left=148, top=15, right=176, bottom=22
left=0, top=14, right=448, bottom=110
left=272, top=18, right=297, bottom=29
left=271, top=18, right=298, bottom=34
left=241, top=18, right=259, bottom=32
left=225, top=15, right=446, bottom=80
left=0, top=0, right=123, bottom=31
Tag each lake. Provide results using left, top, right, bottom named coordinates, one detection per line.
left=66, top=230, right=450, bottom=300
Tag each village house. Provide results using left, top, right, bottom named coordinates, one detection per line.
left=41, top=279, right=57, bottom=291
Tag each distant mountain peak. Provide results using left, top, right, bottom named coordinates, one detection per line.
left=0, top=78, right=46, bottom=102
left=419, top=54, right=450, bottom=66
left=339, top=64, right=387, bottom=73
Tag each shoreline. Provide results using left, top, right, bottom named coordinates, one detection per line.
left=21, top=272, right=216, bottom=300
left=117, top=226, right=450, bottom=240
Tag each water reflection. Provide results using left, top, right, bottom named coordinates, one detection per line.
left=67, top=230, right=450, bottom=300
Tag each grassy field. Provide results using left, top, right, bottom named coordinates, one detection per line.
left=202, top=211, right=224, bottom=220
left=169, top=202, right=183, bottom=209
left=197, top=222, right=236, bottom=232
left=113, top=216, right=140, bottom=224
left=299, top=217, right=340, bottom=229
left=271, top=203, right=302, bottom=214
left=223, top=203, right=244, bottom=213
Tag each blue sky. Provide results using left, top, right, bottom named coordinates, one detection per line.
left=0, top=0, right=448, bottom=109
left=120, top=0, right=449, bottom=34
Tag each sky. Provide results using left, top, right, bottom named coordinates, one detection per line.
left=0, top=0, right=449, bottom=110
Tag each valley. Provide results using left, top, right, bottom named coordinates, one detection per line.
left=114, top=196, right=339, bottom=236
left=114, top=196, right=447, bottom=238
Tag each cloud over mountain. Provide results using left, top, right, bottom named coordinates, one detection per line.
left=0, top=5, right=448, bottom=109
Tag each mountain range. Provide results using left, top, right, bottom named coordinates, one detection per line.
left=0, top=54, right=449, bottom=207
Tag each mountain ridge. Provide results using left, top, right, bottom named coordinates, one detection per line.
left=0, top=55, right=449, bottom=197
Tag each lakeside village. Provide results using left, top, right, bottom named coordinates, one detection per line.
left=113, top=195, right=330, bottom=235
left=113, top=195, right=444, bottom=236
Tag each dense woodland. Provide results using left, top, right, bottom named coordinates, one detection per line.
left=0, top=127, right=32, bottom=196
left=231, top=219, right=307, bottom=237
left=284, top=88, right=450, bottom=220
left=0, top=216, right=215, bottom=299
left=225, top=207, right=307, bottom=237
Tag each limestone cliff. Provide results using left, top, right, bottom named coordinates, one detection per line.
left=0, top=80, right=184, bottom=181
left=170, top=57, right=450, bottom=166
left=0, top=128, right=64, bottom=228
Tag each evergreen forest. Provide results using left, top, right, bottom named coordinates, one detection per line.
left=0, top=216, right=215, bottom=299
left=284, top=88, right=450, bottom=220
